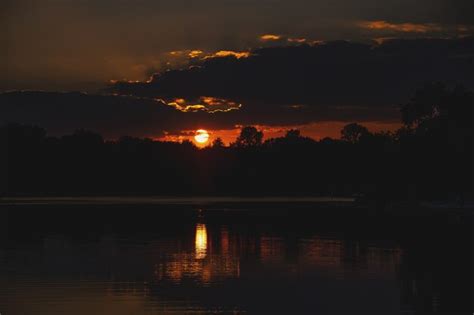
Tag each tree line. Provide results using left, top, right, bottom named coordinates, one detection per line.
left=1, top=83, right=472, bottom=200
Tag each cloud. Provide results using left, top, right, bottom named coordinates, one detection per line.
left=359, top=20, right=443, bottom=33
left=2, top=37, right=473, bottom=139
left=4, top=0, right=474, bottom=92
left=109, top=37, right=474, bottom=108
left=166, top=96, right=242, bottom=113
left=164, top=50, right=251, bottom=69
left=260, top=34, right=310, bottom=45
left=203, top=50, right=251, bottom=59
left=0, top=91, right=234, bottom=138
left=358, top=20, right=474, bottom=36
left=169, top=50, right=204, bottom=59
left=260, top=34, right=282, bottom=41
left=0, top=90, right=400, bottom=140
left=0, top=92, right=172, bottom=138
left=287, top=38, right=307, bottom=43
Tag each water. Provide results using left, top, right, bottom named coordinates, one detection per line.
left=0, top=201, right=472, bottom=314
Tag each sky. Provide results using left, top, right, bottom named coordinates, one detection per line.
left=1, top=0, right=474, bottom=143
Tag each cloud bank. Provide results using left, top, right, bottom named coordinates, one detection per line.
left=1, top=37, right=473, bottom=139
left=110, top=37, right=474, bottom=109
left=3, top=0, right=473, bottom=91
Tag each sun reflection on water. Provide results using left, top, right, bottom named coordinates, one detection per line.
left=195, top=223, right=208, bottom=259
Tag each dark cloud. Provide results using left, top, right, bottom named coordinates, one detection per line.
left=2, top=37, right=473, bottom=138
left=110, top=37, right=474, bottom=107
left=0, top=90, right=398, bottom=139
left=0, top=92, right=189, bottom=138
left=3, top=0, right=473, bottom=91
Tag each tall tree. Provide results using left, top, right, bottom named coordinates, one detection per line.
left=341, top=123, right=369, bottom=144
left=233, top=126, right=263, bottom=148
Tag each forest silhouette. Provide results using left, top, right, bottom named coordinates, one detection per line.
left=1, top=83, right=472, bottom=200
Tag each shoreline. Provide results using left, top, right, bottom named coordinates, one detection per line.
left=0, top=196, right=472, bottom=212
left=0, top=196, right=355, bottom=206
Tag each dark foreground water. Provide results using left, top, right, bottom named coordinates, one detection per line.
left=0, top=201, right=472, bottom=314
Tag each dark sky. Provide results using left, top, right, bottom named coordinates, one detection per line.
left=3, top=0, right=473, bottom=91
left=1, top=0, right=473, bottom=141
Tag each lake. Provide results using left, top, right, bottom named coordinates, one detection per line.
left=0, top=199, right=472, bottom=314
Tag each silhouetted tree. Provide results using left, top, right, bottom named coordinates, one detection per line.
left=400, top=83, right=473, bottom=198
left=181, top=139, right=194, bottom=147
left=341, top=123, right=369, bottom=144
left=212, top=137, right=225, bottom=148
left=285, top=129, right=301, bottom=138
left=401, top=83, right=473, bottom=134
left=62, top=129, right=103, bottom=147
left=232, top=126, right=263, bottom=148
left=2, top=84, right=472, bottom=200
left=1, top=123, right=46, bottom=146
left=401, top=82, right=445, bottom=129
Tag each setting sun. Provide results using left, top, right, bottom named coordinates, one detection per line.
left=194, top=129, right=210, bottom=144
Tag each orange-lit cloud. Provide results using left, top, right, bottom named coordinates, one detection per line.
left=166, top=96, right=242, bottom=113
left=204, top=50, right=251, bottom=59
left=168, top=49, right=250, bottom=61
left=260, top=34, right=282, bottom=41
left=188, top=50, right=204, bottom=58
left=287, top=38, right=307, bottom=43
left=168, top=51, right=180, bottom=56
left=359, top=20, right=442, bottom=33
left=201, top=96, right=232, bottom=106
left=169, top=50, right=204, bottom=58
left=260, top=34, right=311, bottom=44
left=166, top=102, right=207, bottom=112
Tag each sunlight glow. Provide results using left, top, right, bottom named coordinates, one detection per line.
left=260, top=34, right=281, bottom=41
left=195, top=223, right=208, bottom=259
left=167, top=97, right=242, bottom=113
left=358, top=20, right=442, bottom=33
left=204, top=50, right=250, bottom=59
left=194, top=129, right=210, bottom=144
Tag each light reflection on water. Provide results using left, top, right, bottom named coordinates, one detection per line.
left=195, top=223, right=208, bottom=260
left=0, top=206, right=471, bottom=314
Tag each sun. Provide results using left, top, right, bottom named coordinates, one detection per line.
left=194, top=129, right=210, bottom=144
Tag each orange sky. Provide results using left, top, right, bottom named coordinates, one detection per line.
left=160, top=121, right=402, bottom=146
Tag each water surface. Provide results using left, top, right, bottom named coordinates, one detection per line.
left=0, top=202, right=472, bottom=314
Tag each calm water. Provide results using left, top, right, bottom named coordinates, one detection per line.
left=0, top=202, right=472, bottom=314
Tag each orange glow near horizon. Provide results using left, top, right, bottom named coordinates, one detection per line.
left=359, top=20, right=442, bottom=33
left=194, top=129, right=210, bottom=144
left=158, top=121, right=401, bottom=146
